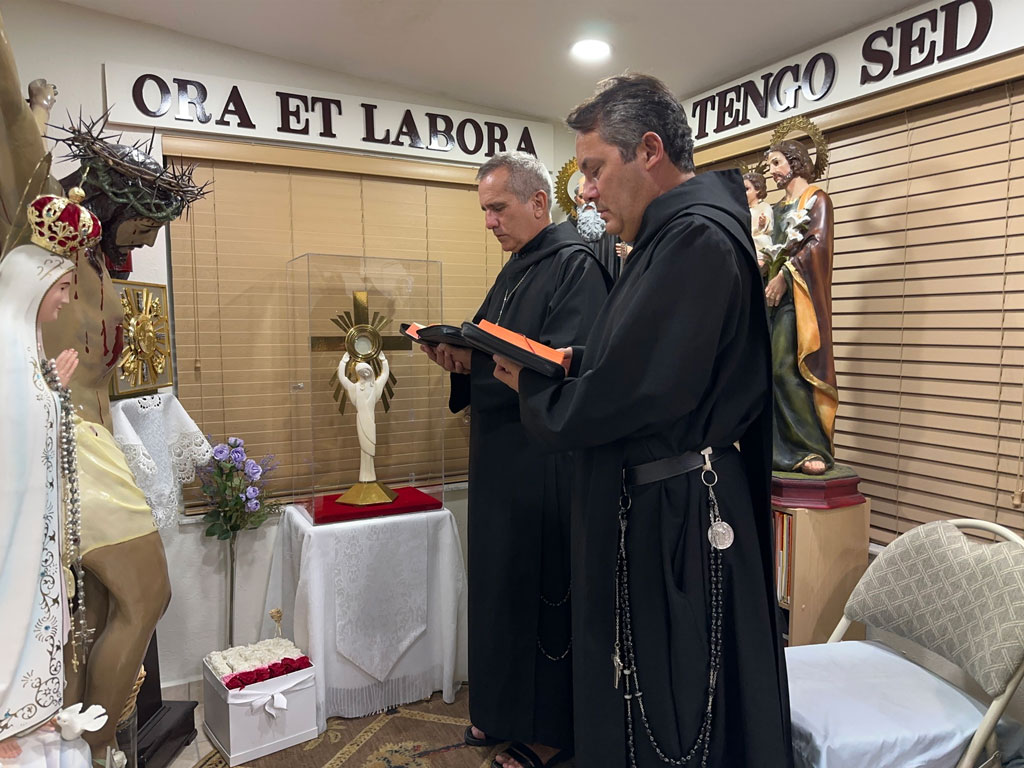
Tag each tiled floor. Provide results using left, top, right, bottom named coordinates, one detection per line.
left=164, top=681, right=211, bottom=768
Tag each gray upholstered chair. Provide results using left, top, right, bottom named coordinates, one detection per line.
left=786, top=519, right=1024, bottom=768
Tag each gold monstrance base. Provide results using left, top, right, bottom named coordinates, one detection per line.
left=338, top=481, right=399, bottom=506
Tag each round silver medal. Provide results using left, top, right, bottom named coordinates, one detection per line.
left=708, top=520, right=734, bottom=550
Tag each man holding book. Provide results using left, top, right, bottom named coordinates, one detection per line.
left=422, top=151, right=609, bottom=768
left=492, top=76, right=793, bottom=767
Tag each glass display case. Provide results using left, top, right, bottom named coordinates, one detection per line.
left=286, top=253, right=445, bottom=510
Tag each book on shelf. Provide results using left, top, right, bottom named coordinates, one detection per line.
left=775, top=509, right=793, bottom=606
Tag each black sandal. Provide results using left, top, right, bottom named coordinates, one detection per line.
left=491, top=742, right=572, bottom=768
left=464, top=724, right=502, bottom=747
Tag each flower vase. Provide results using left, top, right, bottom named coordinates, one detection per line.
left=228, top=533, right=237, bottom=647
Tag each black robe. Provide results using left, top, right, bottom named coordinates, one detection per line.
left=450, top=221, right=611, bottom=749
left=518, top=172, right=793, bottom=767
left=576, top=226, right=622, bottom=281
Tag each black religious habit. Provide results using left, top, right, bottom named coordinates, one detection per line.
left=450, top=221, right=611, bottom=750
left=576, top=226, right=622, bottom=281
left=518, top=172, right=793, bottom=767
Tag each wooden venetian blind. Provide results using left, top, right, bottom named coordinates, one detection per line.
left=169, top=152, right=502, bottom=504
left=705, top=77, right=1024, bottom=544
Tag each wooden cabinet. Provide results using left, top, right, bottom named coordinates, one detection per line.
left=775, top=499, right=870, bottom=646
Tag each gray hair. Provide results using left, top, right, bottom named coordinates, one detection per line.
left=476, top=152, right=553, bottom=211
left=567, top=73, right=694, bottom=173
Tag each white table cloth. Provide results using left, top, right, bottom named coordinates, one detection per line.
left=262, top=504, right=465, bottom=731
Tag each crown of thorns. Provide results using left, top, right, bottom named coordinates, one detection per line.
left=50, top=112, right=209, bottom=223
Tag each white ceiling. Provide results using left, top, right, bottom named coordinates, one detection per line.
left=60, top=0, right=917, bottom=122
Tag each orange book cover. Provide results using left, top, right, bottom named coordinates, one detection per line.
left=403, top=322, right=426, bottom=340
left=475, top=319, right=564, bottom=366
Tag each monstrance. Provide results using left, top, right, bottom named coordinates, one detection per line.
left=320, top=291, right=410, bottom=505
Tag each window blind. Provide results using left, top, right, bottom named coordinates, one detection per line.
left=169, top=153, right=500, bottom=506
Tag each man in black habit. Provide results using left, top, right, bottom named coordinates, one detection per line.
left=492, top=76, right=793, bottom=767
left=422, top=151, right=610, bottom=768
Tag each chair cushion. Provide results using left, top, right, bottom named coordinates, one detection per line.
left=786, top=641, right=1024, bottom=768
left=844, top=520, right=1024, bottom=698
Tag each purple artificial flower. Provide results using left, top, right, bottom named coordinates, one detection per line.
left=228, top=436, right=245, bottom=448
left=229, top=447, right=247, bottom=467
left=212, top=444, right=230, bottom=462
left=245, top=485, right=260, bottom=500
left=244, top=459, right=263, bottom=481
left=246, top=498, right=261, bottom=512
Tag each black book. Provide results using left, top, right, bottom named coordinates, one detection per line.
left=401, top=322, right=470, bottom=348
left=460, top=320, right=566, bottom=379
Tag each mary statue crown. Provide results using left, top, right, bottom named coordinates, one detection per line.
left=27, top=185, right=102, bottom=258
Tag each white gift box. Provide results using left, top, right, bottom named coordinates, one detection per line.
left=202, top=660, right=318, bottom=766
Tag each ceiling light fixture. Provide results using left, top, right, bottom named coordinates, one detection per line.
left=571, top=39, right=611, bottom=63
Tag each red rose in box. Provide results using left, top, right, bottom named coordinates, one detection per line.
left=222, top=656, right=312, bottom=690
left=205, top=638, right=312, bottom=690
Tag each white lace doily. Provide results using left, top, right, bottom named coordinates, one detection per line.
left=110, top=393, right=213, bottom=527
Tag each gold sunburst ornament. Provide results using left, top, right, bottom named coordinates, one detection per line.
left=554, top=157, right=580, bottom=220
left=111, top=279, right=174, bottom=398
left=327, top=291, right=398, bottom=414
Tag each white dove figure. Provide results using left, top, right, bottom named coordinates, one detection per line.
left=54, top=703, right=108, bottom=741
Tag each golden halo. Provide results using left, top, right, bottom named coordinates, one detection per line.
left=735, top=159, right=763, bottom=177
left=764, top=115, right=830, bottom=181
left=554, top=157, right=579, bottom=220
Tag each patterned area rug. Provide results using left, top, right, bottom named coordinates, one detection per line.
left=193, top=688, right=571, bottom=768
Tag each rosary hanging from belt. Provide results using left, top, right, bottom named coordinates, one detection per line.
left=537, top=579, right=572, bottom=662
left=613, top=448, right=732, bottom=768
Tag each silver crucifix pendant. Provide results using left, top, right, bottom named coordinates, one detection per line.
left=612, top=653, right=623, bottom=688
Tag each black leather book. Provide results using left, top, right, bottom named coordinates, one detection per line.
left=460, top=320, right=566, bottom=379
left=401, top=322, right=470, bottom=347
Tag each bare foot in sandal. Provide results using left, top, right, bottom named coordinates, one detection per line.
left=493, top=741, right=568, bottom=768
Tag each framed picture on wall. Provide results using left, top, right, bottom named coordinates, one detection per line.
left=110, top=279, right=175, bottom=399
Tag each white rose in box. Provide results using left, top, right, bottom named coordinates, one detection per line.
left=205, top=638, right=307, bottom=685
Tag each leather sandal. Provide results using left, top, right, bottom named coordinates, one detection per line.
left=464, top=724, right=502, bottom=747
left=491, top=741, right=572, bottom=768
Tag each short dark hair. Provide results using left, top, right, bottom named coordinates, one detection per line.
left=767, top=139, right=816, bottom=182
left=566, top=73, right=694, bottom=173
left=475, top=151, right=553, bottom=210
left=743, top=171, right=768, bottom=200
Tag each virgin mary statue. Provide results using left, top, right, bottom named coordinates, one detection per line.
left=0, top=188, right=98, bottom=741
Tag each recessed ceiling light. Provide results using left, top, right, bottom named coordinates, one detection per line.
left=571, top=39, right=611, bottom=63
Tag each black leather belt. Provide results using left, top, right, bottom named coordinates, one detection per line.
left=624, top=445, right=736, bottom=488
